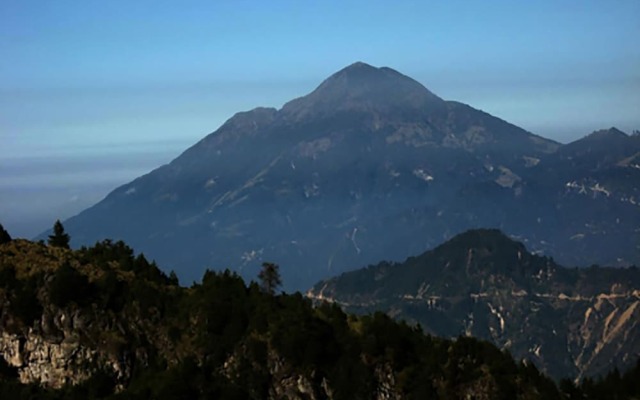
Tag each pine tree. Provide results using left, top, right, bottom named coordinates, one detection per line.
left=0, top=223, right=11, bottom=244
left=169, top=270, right=180, bottom=286
left=48, top=220, right=70, bottom=249
left=258, top=262, right=282, bottom=295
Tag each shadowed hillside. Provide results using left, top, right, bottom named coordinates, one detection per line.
left=309, top=229, right=640, bottom=380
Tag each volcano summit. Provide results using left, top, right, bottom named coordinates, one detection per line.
left=49, top=63, right=640, bottom=290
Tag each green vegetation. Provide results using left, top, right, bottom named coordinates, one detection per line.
left=48, top=220, right=70, bottom=249
left=258, top=262, right=281, bottom=295
left=561, top=362, right=640, bottom=400
left=0, top=224, right=10, bottom=245
left=49, top=262, right=93, bottom=307
left=0, top=230, right=639, bottom=399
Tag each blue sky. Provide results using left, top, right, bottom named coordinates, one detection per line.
left=1, top=0, right=639, bottom=237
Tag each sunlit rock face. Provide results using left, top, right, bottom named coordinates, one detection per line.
left=47, top=62, right=638, bottom=291
left=0, top=330, right=122, bottom=389
left=0, top=312, right=131, bottom=389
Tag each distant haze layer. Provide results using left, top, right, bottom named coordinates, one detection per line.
left=0, top=144, right=182, bottom=238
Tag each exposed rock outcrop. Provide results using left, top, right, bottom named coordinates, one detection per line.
left=1, top=330, right=98, bottom=388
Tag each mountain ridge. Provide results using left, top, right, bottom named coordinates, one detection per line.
left=0, top=236, right=578, bottom=399
left=308, top=228, right=640, bottom=380
left=281, top=62, right=444, bottom=120
left=40, top=62, right=638, bottom=290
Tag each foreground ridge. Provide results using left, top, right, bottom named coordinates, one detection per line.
left=3, top=236, right=635, bottom=399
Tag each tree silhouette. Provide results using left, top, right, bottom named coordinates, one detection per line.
left=258, top=262, right=282, bottom=295
left=48, top=220, right=70, bottom=249
left=49, top=262, right=91, bottom=307
left=0, top=223, right=11, bottom=245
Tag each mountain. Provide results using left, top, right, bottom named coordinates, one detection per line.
left=514, top=128, right=640, bottom=266
left=554, top=128, right=638, bottom=167
left=308, top=229, right=640, bottom=380
left=0, top=237, right=574, bottom=399
left=45, top=62, right=639, bottom=290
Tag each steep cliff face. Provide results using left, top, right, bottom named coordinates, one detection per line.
left=308, top=229, right=640, bottom=380
left=568, top=288, right=640, bottom=379
left=0, top=329, right=125, bottom=389
left=0, top=319, right=404, bottom=399
left=0, top=240, right=155, bottom=389
left=447, top=285, right=640, bottom=380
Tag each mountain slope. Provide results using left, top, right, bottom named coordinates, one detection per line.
left=515, top=128, right=640, bottom=266
left=308, top=229, right=640, bottom=380
left=44, top=62, right=640, bottom=291
left=0, top=237, right=571, bottom=399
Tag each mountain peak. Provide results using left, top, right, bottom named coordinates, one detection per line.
left=281, top=62, right=443, bottom=119
left=442, top=228, right=520, bottom=249
left=327, top=61, right=403, bottom=81
left=338, top=61, right=379, bottom=73
left=584, top=127, right=628, bottom=141
left=432, top=229, right=530, bottom=266
left=563, top=126, right=631, bottom=152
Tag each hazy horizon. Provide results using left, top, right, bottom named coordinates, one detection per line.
left=2, top=0, right=639, bottom=238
